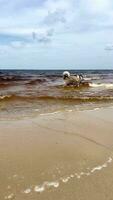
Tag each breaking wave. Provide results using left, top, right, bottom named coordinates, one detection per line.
left=90, top=83, right=113, bottom=89
left=1, top=94, right=113, bottom=103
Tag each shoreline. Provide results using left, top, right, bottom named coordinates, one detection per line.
left=1, top=107, right=113, bottom=199
left=1, top=102, right=113, bottom=121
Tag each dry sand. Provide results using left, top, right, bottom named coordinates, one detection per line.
left=0, top=107, right=113, bottom=200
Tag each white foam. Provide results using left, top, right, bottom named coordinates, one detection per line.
left=0, top=95, right=11, bottom=100
left=13, top=174, right=18, bottom=178
left=83, top=172, right=90, bottom=176
left=34, top=181, right=59, bottom=193
left=59, top=156, right=113, bottom=184
left=6, top=193, right=14, bottom=199
left=40, top=109, right=73, bottom=116
left=90, top=157, right=112, bottom=173
left=80, top=172, right=85, bottom=176
left=77, top=175, right=81, bottom=179
left=34, top=185, right=45, bottom=193
left=24, top=188, right=31, bottom=194
left=40, top=111, right=61, bottom=116
left=91, top=166, right=103, bottom=173
left=102, top=163, right=107, bottom=168
left=23, top=156, right=112, bottom=195
left=61, top=177, right=70, bottom=183
left=35, top=109, right=39, bottom=111
left=45, top=181, right=59, bottom=188
left=84, top=78, right=92, bottom=81
left=94, top=108, right=100, bottom=111
left=90, top=83, right=113, bottom=89
left=107, top=157, right=112, bottom=163
left=70, top=174, right=74, bottom=178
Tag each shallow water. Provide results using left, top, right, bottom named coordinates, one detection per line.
left=0, top=69, right=113, bottom=119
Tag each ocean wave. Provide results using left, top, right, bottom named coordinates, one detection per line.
left=26, top=78, right=47, bottom=85
left=36, top=95, right=113, bottom=102
left=0, top=83, right=11, bottom=88
left=0, top=95, right=12, bottom=100
left=0, top=76, right=25, bottom=82
left=90, top=83, right=113, bottom=88
left=1, top=94, right=113, bottom=102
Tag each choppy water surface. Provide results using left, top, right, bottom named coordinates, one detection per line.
left=0, top=69, right=113, bottom=119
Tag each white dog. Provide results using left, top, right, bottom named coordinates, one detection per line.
left=63, top=71, right=83, bottom=86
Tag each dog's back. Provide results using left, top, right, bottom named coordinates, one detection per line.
left=64, top=75, right=81, bottom=86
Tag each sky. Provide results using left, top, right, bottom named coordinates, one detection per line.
left=0, top=0, right=113, bottom=69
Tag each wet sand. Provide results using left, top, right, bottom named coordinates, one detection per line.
left=0, top=107, right=113, bottom=200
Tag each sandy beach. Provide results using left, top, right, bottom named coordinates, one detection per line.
left=0, top=107, right=113, bottom=200
left=1, top=0, right=113, bottom=197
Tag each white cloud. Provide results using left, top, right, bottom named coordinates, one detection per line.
left=0, top=0, right=113, bottom=40
left=10, top=41, right=29, bottom=49
left=0, top=27, right=53, bottom=37
left=105, top=44, right=113, bottom=51
left=0, top=0, right=113, bottom=68
left=44, top=0, right=71, bottom=12
left=83, top=0, right=111, bottom=13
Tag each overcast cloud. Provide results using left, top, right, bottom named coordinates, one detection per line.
left=0, top=0, right=113, bottom=69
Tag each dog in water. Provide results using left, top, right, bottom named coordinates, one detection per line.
left=63, top=71, right=83, bottom=86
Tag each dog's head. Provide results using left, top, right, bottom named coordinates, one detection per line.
left=63, top=71, right=70, bottom=79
